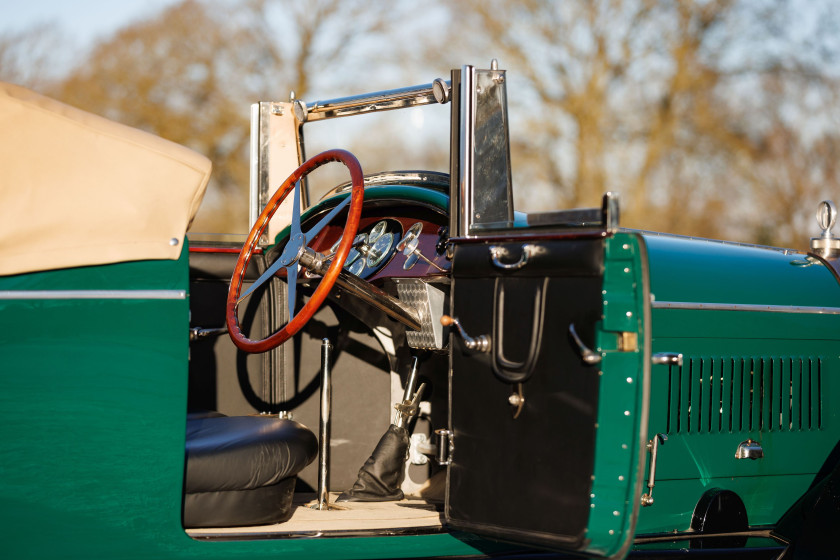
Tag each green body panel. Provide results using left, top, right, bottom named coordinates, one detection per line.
left=587, top=233, right=649, bottom=557
left=635, top=234, right=840, bottom=534
left=0, top=247, right=484, bottom=559
left=643, top=234, right=840, bottom=307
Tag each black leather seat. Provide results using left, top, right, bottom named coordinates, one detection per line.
left=183, top=412, right=317, bottom=528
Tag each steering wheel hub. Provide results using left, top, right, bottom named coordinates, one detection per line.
left=278, top=232, right=308, bottom=267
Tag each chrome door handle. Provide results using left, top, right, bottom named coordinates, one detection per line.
left=489, top=244, right=535, bottom=270
left=652, top=352, right=683, bottom=367
left=735, top=439, right=764, bottom=460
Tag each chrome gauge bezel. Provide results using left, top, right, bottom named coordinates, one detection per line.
left=330, top=220, right=401, bottom=279
left=366, top=232, right=395, bottom=268
left=398, top=222, right=424, bottom=270
left=368, top=220, right=388, bottom=243
left=348, top=258, right=365, bottom=276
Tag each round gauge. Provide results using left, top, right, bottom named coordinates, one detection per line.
left=348, top=258, right=365, bottom=276
left=397, top=222, right=423, bottom=255
left=331, top=234, right=365, bottom=268
left=403, top=253, right=420, bottom=271
left=366, top=232, right=395, bottom=268
left=368, top=220, right=388, bottom=243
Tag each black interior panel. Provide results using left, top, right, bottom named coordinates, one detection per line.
left=187, top=249, right=394, bottom=491
left=447, top=238, right=604, bottom=549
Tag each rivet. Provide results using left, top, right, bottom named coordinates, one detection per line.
left=169, top=238, right=179, bottom=246
left=618, top=475, right=624, bottom=481
left=626, top=311, right=633, bottom=318
left=613, top=511, right=620, bottom=516
left=624, top=410, right=630, bottom=416
left=626, top=377, right=633, bottom=383
left=609, top=529, right=615, bottom=535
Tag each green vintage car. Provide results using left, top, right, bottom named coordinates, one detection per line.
left=1, top=62, right=838, bottom=560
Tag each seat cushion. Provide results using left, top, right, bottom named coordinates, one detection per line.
left=183, top=414, right=317, bottom=527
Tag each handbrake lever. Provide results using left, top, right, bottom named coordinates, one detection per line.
left=394, top=356, right=425, bottom=428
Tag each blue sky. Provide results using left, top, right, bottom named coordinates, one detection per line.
left=2, top=0, right=178, bottom=46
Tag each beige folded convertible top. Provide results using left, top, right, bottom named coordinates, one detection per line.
left=0, top=82, right=211, bottom=276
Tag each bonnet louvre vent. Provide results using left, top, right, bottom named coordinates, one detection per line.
left=665, top=357, right=822, bottom=435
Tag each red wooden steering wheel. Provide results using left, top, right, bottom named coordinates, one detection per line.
left=226, top=149, right=364, bottom=352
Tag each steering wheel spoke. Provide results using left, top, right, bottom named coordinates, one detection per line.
left=304, top=196, right=351, bottom=245
left=237, top=253, right=285, bottom=305
left=286, top=262, right=299, bottom=321
left=225, top=149, right=364, bottom=353
left=290, top=179, right=303, bottom=238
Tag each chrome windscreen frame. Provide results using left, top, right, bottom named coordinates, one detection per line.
left=249, top=100, right=303, bottom=244
left=249, top=81, right=451, bottom=245
left=458, top=61, right=515, bottom=237
left=453, top=61, right=619, bottom=238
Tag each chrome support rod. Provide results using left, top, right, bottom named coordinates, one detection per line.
left=294, top=80, right=451, bottom=123
left=316, top=338, right=333, bottom=511
left=641, top=433, right=667, bottom=507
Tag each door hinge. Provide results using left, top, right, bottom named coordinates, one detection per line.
left=618, top=331, right=638, bottom=352
left=435, top=429, right=454, bottom=466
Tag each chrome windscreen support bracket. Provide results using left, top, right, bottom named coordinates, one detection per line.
left=641, top=433, right=668, bottom=507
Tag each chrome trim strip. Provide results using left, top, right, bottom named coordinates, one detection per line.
left=0, top=290, right=186, bottom=300
left=652, top=301, right=840, bottom=315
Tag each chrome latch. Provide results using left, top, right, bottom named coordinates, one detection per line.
left=189, top=326, right=228, bottom=342
left=489, top=244, right=537, bottom=270
left=569, top=323, right=601, bottom=365
left=641, top=433, right=667, bottom=507
left=441, top=315, right=490, bottom=353
left=508, top=383, right=525, bottom=419
left=435, top=429, right=454, bottom=466
left=735, top=439, right=764, bottom=460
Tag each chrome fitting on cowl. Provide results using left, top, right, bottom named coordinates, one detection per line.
left=811, top=200, right=840, bottom=258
